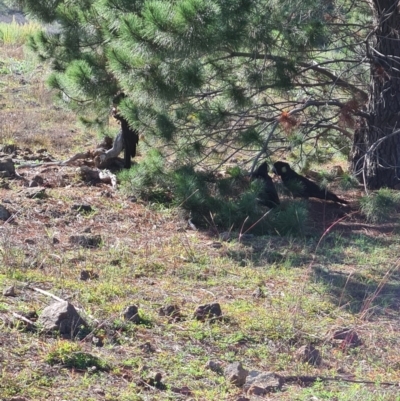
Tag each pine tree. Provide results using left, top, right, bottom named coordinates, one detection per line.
left=18, top=0, right=400, bottom=189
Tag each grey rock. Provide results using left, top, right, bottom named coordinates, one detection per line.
left=0, top=144, right=17, bottom=154
left=92, top=387, right=105, bottom=396
left=224, top=362, right=249, bottom=387
left=72, top=204, right=93, bottom=214
left=205, top=360, right=223, bottom=373
left=252, top=287, right=265, bottom=298
left=158, top=304, right=181, bottom=320
left=123, top=305, right=140, bottom=323
left=0, top=179, right=10, bottom=189
left=0, top=157, right=15, bottom=175
left=194, top=303, right=222, bottom=321
left=219, top=232, right=231, bottom=241
left=80, top=270, right=99, bottom=281
left=0, top=204, right=11, bottom=221
left=244, top=371, right=283, bottom=394
left=28, top=180, right=39, bottom=187
left=32, top=175, right=44, bottom=185
left=332, top=328, right=361, bottom=347
left=38, top=301, right=88, bottom=336
left=3, top=285, right=16, bottom=296
left=69, top=234, right=102, bottom=248
left=295, top=344, right=322, bottom=366
left=23, top=187, right=46, bottom=199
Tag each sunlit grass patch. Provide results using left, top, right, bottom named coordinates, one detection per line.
left=0, top=17, right=42, bottom=45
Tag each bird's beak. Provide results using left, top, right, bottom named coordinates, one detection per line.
left=272, top=167, right=277, bottom=175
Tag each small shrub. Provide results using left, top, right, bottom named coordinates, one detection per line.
left=45, top=340, right=109, bottom=371
left=118, top=149, right=172, bottom=202
left=267, top=200, right=309, bottom=236
left=339, top=173, right=359, bottom=190
left=119, top=159, right=309, bottom=235
left=360, top=188, right=400, bottom=223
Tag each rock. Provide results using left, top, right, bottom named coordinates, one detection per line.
left=142, top=372, right=166, bottom=389
left=0, top=144, right=17, bottom=154
left=332, top=328, right=361, bottom=347
left=23, top=187, right=46, bottom=199
left=330, top=165, right=344, bottom=177
left=224, top=362, right=249, bottom=387
left=38, top=301, right=88, bottom=336
left=295, top=344, right=322, bottom=366
left=123, top=305, right=140, bottom=323
left=243, top=371, right=283, bottom=394
left=219, top=232, right=231, bottom=241
left=252, top=287, right=265, bottom=298
left=140, top=341, right=155, bottom=353
left=92, top=387, right=105, bottom=396
left=72, top=204, right=94, bottom=214
left=28, top=180, right=39, bottom=187
left=205, top=360, right=223, bottom=373
left=3, top=285, right=16, bottom=296
left=158, top=304, right=181, bottom=320
left=0, top=157, right=15, bottom=175
left=194, top=303, right=222, bottom=321
left=80, top=270, right=99, bottom=281
left=0, top=204, right=11, bottom=221
left=0, top=179, right=10, bottom=189
left=69, top=234, right=102, bottom=248
left=32, top=175, right=44, bottom=185
left=9, top=396, right=29, bottom=401
left=92, top=336, right=104, bottom=347
left=170, top=386, right=192, bottom=396
left=18, top=310, right=38, bottom=321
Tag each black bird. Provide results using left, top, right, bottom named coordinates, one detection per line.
left=112, top=111, right=139, bottom=169
left=112, top=93, right=139, bottom=169
left=251, top=162, right=280, bottom=208
left=272, top=161, right=348, bottom=204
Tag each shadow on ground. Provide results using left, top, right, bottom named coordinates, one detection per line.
left=312, top=265, right=400, bottom=316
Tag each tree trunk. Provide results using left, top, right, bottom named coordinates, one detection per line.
left=352, top=0, right=400, bottom=189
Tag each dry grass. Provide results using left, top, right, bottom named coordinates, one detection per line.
left=1, top=40, right=400, bottom=401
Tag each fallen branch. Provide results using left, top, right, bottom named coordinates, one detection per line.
left=284, top=374, right=399, bottom=387
left=32, top=286, right=65, bottom=302
left=12, top=312, right=37, bottom=328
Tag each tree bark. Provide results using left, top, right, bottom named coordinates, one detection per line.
left=352, top=0, right=400, bottom=189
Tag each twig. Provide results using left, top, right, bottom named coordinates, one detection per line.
left=16, top=152, right=91, bottom=169
left=32, top=287, right=65, bottom=302
left=284, top=374, right=399, bottom=387
left=12, top=312, right=37, bottom=328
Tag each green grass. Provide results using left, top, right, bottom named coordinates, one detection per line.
left=0, top=17, right=42, bottom=45
left=360, top=188, right=400, bottom=223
